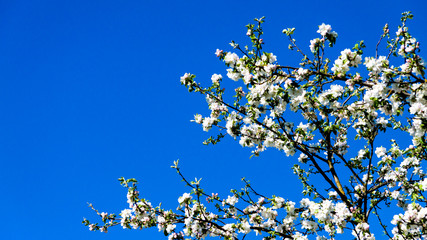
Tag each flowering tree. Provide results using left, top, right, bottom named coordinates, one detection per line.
left=84, top=12, right=427, bottom=239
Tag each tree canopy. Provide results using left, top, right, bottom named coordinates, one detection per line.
left=84, top=12, right=427, bottom=240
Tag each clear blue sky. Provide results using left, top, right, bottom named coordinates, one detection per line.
left=0, top=1, right=426, bottom=239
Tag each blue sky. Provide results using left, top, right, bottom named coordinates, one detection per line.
left=0, top=1, right=426, bottom=239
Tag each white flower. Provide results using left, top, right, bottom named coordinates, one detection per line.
left=364, top=83, right=386, bottom=103
left=178, top=193, right=192, bottom=205
left=301, top=220, right=318, bottom=231
left=421, top=178, right=427, bottom=191
left=293, top=232, right=309, bottom=240
left=298, top=153, right=308, bottom=163
left=273, top=197, right=285, bottom=209
left=317, top=23, right=332, bottom=36
left=264, top=64, right=277, bottom=73
left=224, top=52, right=239, bottom=67
left=352, top=222, right=374, bottom=239
left=223, top=223, right=234, bottom=233
left=180, top=73, right=192, bottom=85
left=227, top=69, right=240, bottom=81
left=100, top=212, right=108, bottom=220
left=202, top=117, right=216, bottom=131
left=375, top=147, right=387, bottom=158
left=225, top=195, right=238, bottom=206
left=376, top=117, right=388, bottom=127
left=396, top=27, right=405, bottom=36
left=309, top=38, right=321, bottom=53
left=268, top=53, right=277, bottom=63
left=89, top=224, right=95, bottom=231
left=332, top=49, right=361, bottom=76
left=211, top=74, right=222, bottom=84
left=391, top=190, right=400, bottom=199
left=399, top=37, right=417, bottom=55
left=120, top=209, right=133, bottom=218
left=192, top=114, right=203, bottom=124
left=296, top=68, right=309, bottom=80
left=297, top=122, right=309, bottom=132
left=364, top=56, right=388, bottom=75
left=240, top=221, right=251, bottom=234
left=166, top=224, right=176, bottom=234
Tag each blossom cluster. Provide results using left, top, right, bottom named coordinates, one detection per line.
left=331, top=49, right=361, bottom=77
left=86, top=174, right=356, bottom=240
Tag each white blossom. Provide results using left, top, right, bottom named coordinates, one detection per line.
left=211, top=74, right=222, bottom=84
left=317, top=23, right=332, bottom=36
